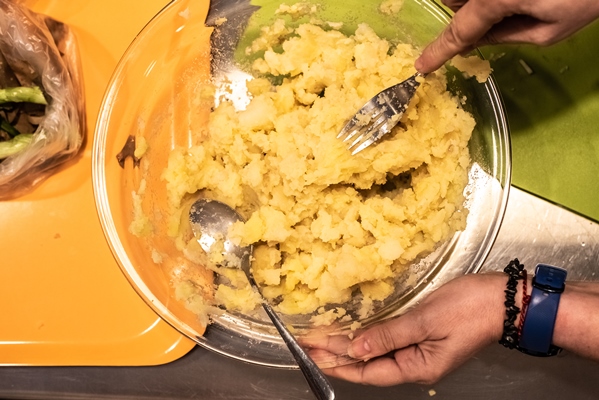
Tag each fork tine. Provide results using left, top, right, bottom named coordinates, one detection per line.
left=336, top=115, right=359, bottom=140
left=337, top=96, right=383, bottom=138
left=348, top=112, right=400, bottom=154
left=351, top=137, right=377, bottom=155
left=338, top=106, right=386, bottom=143
left=347, top=112, right=387, bottom=149
left=350, top=120, right=398, bottom=155
left=338, top=72, right=423, bottom=154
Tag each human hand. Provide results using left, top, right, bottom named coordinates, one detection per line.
left=323, top=273, right=507, bottom=386
left=415, top=0, right=599, bottom=73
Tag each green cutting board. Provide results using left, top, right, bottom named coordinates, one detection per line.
left=480, top=22, right=599, bottom=222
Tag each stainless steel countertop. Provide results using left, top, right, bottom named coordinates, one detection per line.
left=1, top=186, right=598, bottom=400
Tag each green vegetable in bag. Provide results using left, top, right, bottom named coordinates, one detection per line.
left=0, top=0, right=85, bottom=198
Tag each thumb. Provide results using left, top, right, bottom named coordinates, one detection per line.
left=347, top=312, right=426, bottom=360
left=416, top=0, right=506, bottom=73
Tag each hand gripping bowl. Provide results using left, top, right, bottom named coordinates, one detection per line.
left=93, top=0, right=510, bottom=368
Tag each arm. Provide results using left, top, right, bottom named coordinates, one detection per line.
left=324, top=272, right=599, bottom=386
left=415, top=0, right=599, bottom=74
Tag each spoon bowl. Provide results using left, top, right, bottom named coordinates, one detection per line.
left=189, top=198, right=253, bottom=273
left=189, top=198, right=335, bottom=400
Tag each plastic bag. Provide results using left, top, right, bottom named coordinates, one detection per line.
left=0, top=0, right=85, bottom=199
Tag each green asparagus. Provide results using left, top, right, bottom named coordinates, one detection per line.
left=0, top=86, right=47, bottom=105
left=0, top=134, right=33, bottom=159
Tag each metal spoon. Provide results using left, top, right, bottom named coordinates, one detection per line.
left=189, top=198, right=335, bottom=400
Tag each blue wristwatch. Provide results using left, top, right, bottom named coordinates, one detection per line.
left=518, top=264, right=568, bottom=357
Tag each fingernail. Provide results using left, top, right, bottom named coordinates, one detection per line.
left=347, top=337, right=371, bottom=359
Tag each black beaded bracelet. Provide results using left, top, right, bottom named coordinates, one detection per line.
left=499, top=258, right=525, bottom=349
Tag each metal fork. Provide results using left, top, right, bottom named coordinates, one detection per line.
left=337, top=72, right=423, bottom=155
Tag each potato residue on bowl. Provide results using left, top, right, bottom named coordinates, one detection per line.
left=158, top=16, right=476, bottom=325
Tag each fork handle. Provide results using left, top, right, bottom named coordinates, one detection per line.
left=261, top=302, right=335, bottom=400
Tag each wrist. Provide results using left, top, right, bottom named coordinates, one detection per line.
left=498, top=259, right=528, bottom=349
left=485, top=272, right=526, bottom=342
left=498, top=263, right=568, bottom=356
left=518, top=264, right=567, bottom=356
left=515, top=276, right=532, bottom=323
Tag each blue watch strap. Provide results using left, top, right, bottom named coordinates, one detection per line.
left=518, top=264, right=567, bottom=357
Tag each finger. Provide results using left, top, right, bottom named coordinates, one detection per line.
left=442, top=0, right=468, bottom=13
left=347, top=311, right=427, bottom=360
left=479, top=16, right=563, bottom=46
left=326, top=344, right=443, bottom=386
left=415, top=0, right=513, bottom=73
left=301, top=332, right=354, bottom=354
left=301, top=333, right=359, bottom=368
left=325, top=355, right=407, bottom=386
left=306, top=348, right=357, bottom=369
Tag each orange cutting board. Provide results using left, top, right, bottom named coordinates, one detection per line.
left=0, top=0, right=196, bottom=365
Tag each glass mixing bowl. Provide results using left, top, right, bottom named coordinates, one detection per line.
left=93, top=0, right=511, bottom=368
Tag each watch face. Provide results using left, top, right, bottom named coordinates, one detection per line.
left=534, top=264, right=567, bottom=291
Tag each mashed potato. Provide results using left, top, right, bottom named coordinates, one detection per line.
left=451, top=54, right=493, bottom=83
left=159, top=17, right=476, bottom=323
left=379, top=0, right=404, bottom=15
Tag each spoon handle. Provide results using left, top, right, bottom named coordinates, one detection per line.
left=261, top=302, right=335, bottom=400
